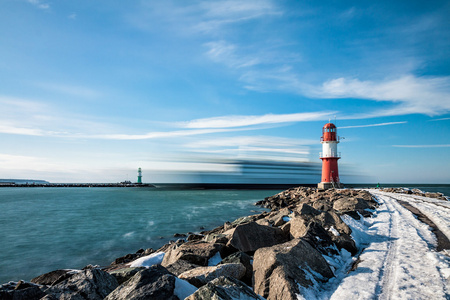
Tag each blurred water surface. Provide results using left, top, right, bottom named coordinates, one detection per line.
left=0, top=187, right=279, bottom=283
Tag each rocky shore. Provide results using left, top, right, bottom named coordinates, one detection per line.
left=377, top=187, right=448, bottom=200
left=1, top=187, right=379, bottom=300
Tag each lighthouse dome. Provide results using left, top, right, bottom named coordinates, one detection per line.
left=323, top=123, right=336, bottom=129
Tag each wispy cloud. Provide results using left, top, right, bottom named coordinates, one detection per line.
left=91, top=128, right=245, bottom=140
left=429, top=117, right=450, bottom=121
left=204, top=41, right=260, bottom=69
left=339, top=121, right=407, bottom=129
left=392, top=144, right=450, bottom=148
left=307, top=75, right=450, bottom=116
left=194, top=0, right=282, bottom=33
left=180, top=111, right=336, bottom=129
left=27, top=0, right=49, bottom=10
left=34, top=82, right=103, bottom=98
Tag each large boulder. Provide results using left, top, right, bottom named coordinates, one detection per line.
left=105, top=265, right=193, bottom=300
left=333, top=197, right=370, bottom=213
left=164, top=259, right=200, bottom=276
left=253, top=239, right=334, bottom=300
left=162, top=241, right=223, bottom=267
left=0, top=281, right=47, bottom=300
left=179, top=263, right=246, bottom=288
left=31, top=269, right=73, bottom=286
left=227, top=222, right=288, bottom=253
left=284, top=216, right=309, bottom=239
left=108, top=267, right=145, bottom=285
left=186, top=276, right=264, bottom=300
left=219, top=252, right=253, bottom=286
left=315, top=211, right=351, bottom=235
left=46, top=269, right=118, bottom=300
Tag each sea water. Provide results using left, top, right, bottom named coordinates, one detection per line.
left=0, top=187, right=280, bottom=283
left=1, top=185, right=449, bottom=284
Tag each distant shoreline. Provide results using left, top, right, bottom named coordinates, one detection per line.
left=0, top=183, right=155, bottom=188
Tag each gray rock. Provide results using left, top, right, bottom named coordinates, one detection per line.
left=186, top=276, right=264, bottom=300
left=46, top=269, right=118, bottom=300
left=286, top=216, right=309, bottom=239
left=296, top=203, right=321, bottom=216
left=179, top=263, right=246, bottom=288
left=31, top=269, right=71, bottom=286
left=227, top=222, right=288, bottom=253
left=219, top=252, right=253, bottom=286
left=109, top=267, right=145, bottom=285
left=0, top=281, right=46, bottom=300
left=253, top=238, right=334, bottom=300
left=162, top=241, right=223, bottom=267
left=333, top=197, right=370, bottom=213
left=165, top=259, right=200, bottom=276
left=105, top=265, right=178, bottom=300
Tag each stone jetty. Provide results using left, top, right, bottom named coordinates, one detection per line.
left=0, top=187, right=379, bottom=300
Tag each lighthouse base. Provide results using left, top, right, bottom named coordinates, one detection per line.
left=318, top=182, right=343, bottom=190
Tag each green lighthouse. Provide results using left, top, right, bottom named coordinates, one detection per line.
left=137, top=168, right=142, bottom=184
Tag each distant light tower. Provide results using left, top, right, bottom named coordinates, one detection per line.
left=318, top=122, right=342, bottom=189
left=137, top=168, right=142, bottom=184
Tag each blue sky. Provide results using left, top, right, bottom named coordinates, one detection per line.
left=0, top=0, right=449, bottom=183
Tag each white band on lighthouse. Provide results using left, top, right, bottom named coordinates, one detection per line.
left=320, top=141, right=340, bottom=158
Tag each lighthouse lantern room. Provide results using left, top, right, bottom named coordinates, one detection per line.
left=318, top=122, right=342, bottom=189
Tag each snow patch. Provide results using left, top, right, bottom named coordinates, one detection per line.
left=129, top=252, right=165, bottom=268
left=283, top=216, right=292, bottom=222
left=174, top=277, right=197, bottom=299
left=328, top=226, right=340, bottom=236
left=208, top=251, right=222, bottom=266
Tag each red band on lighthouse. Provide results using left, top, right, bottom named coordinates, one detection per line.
left=318, top=123, right=342, bottom=189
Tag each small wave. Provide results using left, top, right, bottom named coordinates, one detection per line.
left=123, top=231, right=135, bottom=238
left=148, top=221, right=155, bottom=227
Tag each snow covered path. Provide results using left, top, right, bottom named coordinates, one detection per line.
left=328, top=190, right=450, bottom=300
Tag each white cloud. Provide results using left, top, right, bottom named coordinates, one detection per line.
left=194, top=0, right=282, bottom=33
left=308, top=75, right=450, bottom=116
left=181, top=111, right=336, bottom=129
left=35, top=82, right=103, bottom=98
left=204, top=41, right=260, bottom=69
left=27, top=0, right=49, bottom=10
left=392, top=144, right=450, bottom=148
left=91, top=128, right=242, bottom=140
left=339, top=121, right=407, bottom=129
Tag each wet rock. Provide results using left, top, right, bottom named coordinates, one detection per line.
left=186, top=276, right=264, bottom=300
left=179, top=263, right=246, bottom=288
left=253, top=238, right=334, bottom=300
left=174, top=233, right=187, bottom=238
left=45, top=269, right=118, bottom=300
left=227, top=222, right=288, bottom=253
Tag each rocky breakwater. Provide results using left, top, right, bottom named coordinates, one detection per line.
left=1, top=187, right=378, bottom=300
left=379, top=187, right=448, bottom=200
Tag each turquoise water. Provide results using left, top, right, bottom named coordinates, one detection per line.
left=0, top=188, right=280, bottom=283
left=1, top=185, right=448, bottom=284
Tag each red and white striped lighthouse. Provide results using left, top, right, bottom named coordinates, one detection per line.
left=318, top=122, right=342, bottom=189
